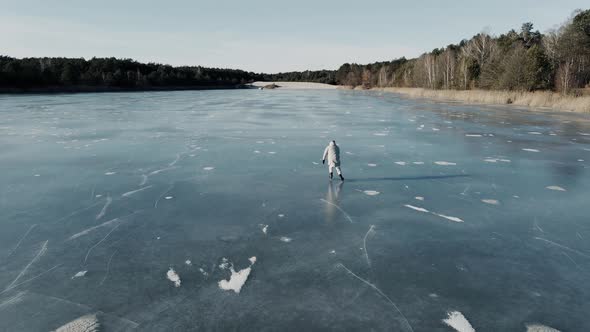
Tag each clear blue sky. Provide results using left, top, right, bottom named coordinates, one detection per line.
left=1, top=0, right=588, bottom=73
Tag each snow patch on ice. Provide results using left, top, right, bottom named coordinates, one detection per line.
left=165, top=196, right=173, bottom=200
left=203, top=167, right=215, bottom=171
left=482, top=199, right=499, bottom=205
left=465, top=134, right=483, bottom=137
left=71, top=270, right=87, bottom=279
left=546, top=186, right=566, bottom=192
left=415, top=196, right=424, bottom=201
left=404, top=204, right=429, bottom=213
left=280, top=236, right=292, bottom=243
left=442, top=311, right=475, bottom=332
left=167, top=268, right=181, bottom=287
left=435, top=161, right=457, bottom=166
left=218, top=256, right=256, bottom=294
left=522, top=148, right=540, bottom=152
left=413, top=162, right=424, bottom=165
left=363, top=190, right=380, bottom=196
left=367, top=163, right=377, bottom=167
left=434, top=213, right=464, bottom=223
left=260, top=224, right=268, bottom=235
left=185, top=260, right=192, bottom=266
left=525, top=323, right=561, bottom=332
left=395, top=161, right=407, bottom=166
left=53, top=314, right=100, bottom=332
left=104, top=171, right=116, bottom=175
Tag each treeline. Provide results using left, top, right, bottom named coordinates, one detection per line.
left=264, top=70, right=337, bottom=84
left=336, top=9, right=590, bottom=94
left=2, top=9, right=589, bottom=94
left=0, top=57, right=264, bottom=91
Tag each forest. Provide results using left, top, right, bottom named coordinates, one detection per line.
left=1, top=9, right=588, bottom=94
left=0, top=57, right=265, bottom=91
left=333, top=9, right=590, bottom=94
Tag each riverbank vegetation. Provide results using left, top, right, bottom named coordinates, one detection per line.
left=371, top=87, right=590, bottom=112
left=335, top=9, right=590, bottom=98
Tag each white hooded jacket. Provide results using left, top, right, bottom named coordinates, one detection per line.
left=322, top=141, right=341, bottom=167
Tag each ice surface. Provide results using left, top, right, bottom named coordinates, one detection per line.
left=1, top=90, right=589, bottom=330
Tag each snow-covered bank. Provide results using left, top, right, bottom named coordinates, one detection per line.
left=250, top=81, right=337, bottom=90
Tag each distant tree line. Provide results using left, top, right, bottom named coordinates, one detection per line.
left=335, top=9, right=590, bottom=94
left=264, top=70, right=337, bottom=84
left=2, top=9, right=589, bottom=94
left=0, top=57, right=264, bottom=91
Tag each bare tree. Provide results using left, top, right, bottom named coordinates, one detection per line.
left=442, top=48, right=456, bottom=89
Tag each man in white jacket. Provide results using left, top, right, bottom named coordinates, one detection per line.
left=322, top=140, right=344, bottom=181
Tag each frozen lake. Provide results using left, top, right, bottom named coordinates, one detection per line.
left=1, top=89, right=589, bottom=331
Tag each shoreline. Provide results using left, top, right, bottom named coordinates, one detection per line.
left=342, top=86, right=590, bottom=113
left=0, top=84, right=247, bottom=95
left=250, top=81, right=337, bottom=90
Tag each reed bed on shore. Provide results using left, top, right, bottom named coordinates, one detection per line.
left=370, top=87, right=590, bottom=113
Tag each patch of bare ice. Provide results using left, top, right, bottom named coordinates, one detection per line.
left=121, top=185, right=153, bottom=197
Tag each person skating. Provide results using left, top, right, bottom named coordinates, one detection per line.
left=322, top=140, right=344, bottom=181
